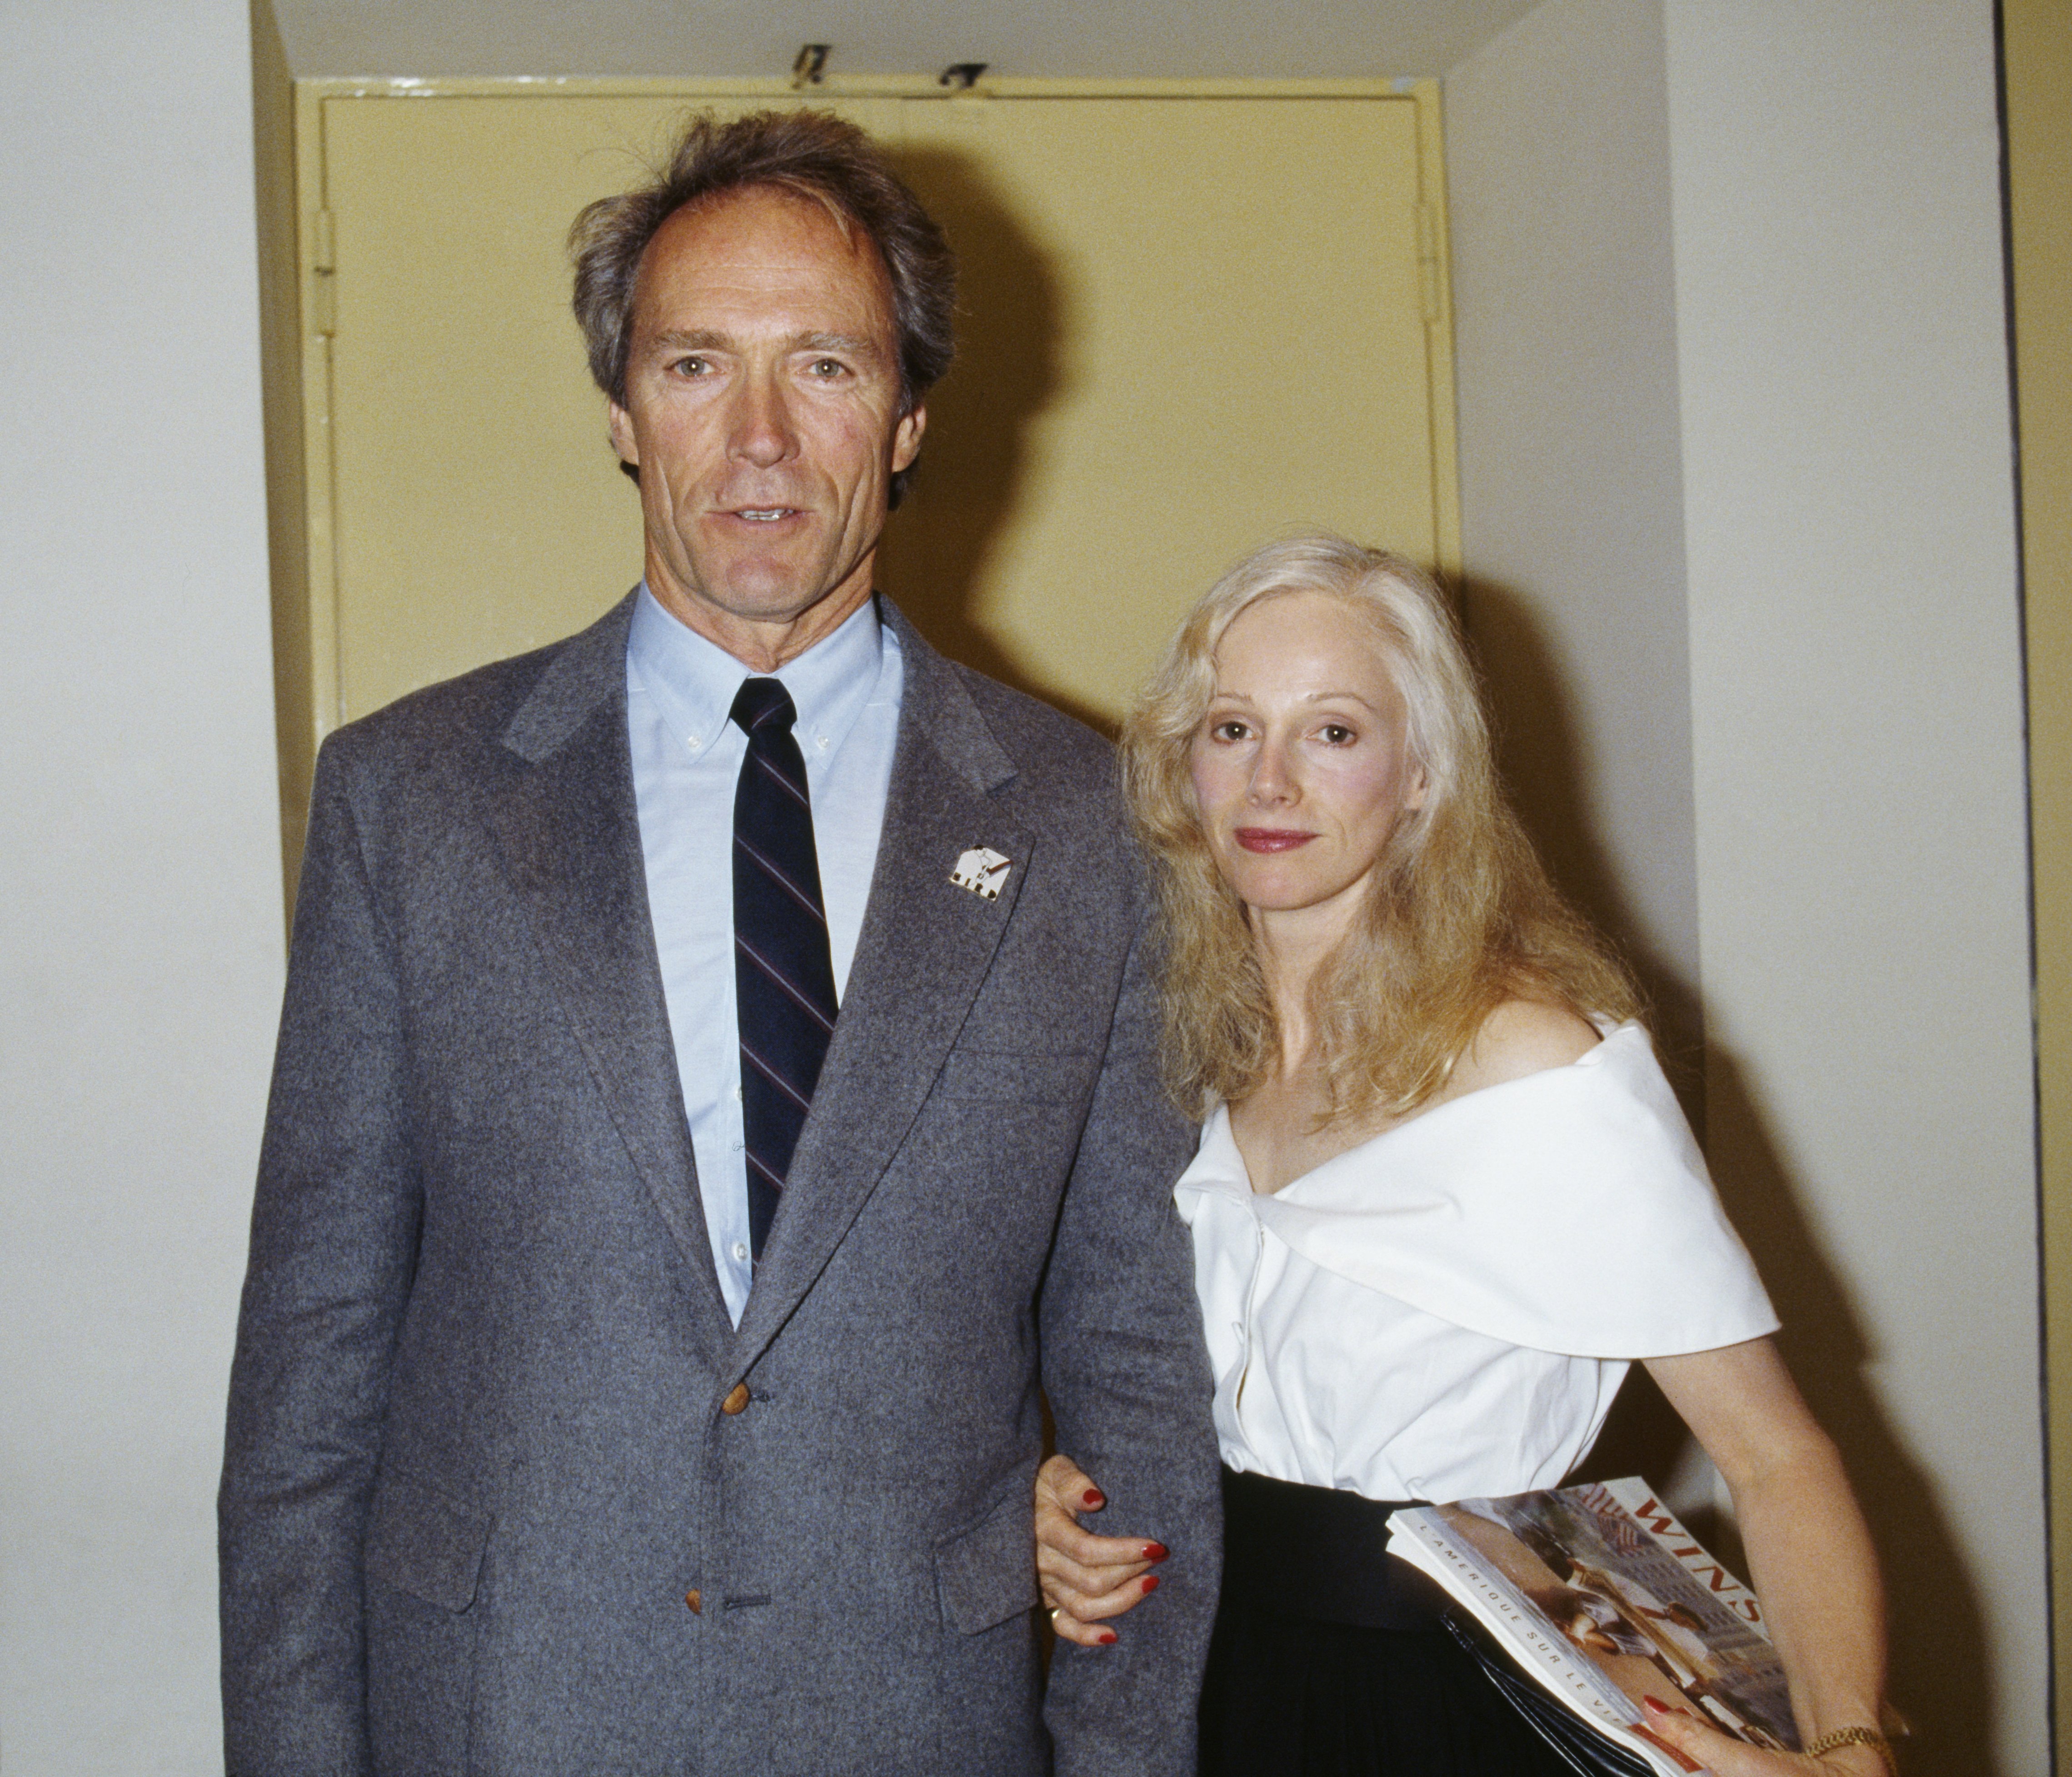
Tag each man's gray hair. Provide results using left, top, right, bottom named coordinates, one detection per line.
left=569, top=109, right=956, bottom=504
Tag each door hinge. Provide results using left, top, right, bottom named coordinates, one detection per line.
left=1414, top=202, right=1443, bottom=324
left=311, top=207, right=337, bottom=337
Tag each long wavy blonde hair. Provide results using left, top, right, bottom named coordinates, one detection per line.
left=1121, top=534, right=1638, bottom=1122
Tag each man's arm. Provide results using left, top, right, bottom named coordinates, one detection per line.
left=219, top=741, right=419, bottom=1775
left=1038, top=896, right=1221, bottom=1777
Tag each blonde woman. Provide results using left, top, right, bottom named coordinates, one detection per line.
left=1035, top=537, right=1892, bottom=1777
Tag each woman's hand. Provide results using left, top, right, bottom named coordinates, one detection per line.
left=1034, top=1453, right=1169, bottom=1648
left=1641, top=1700, right=1892, bottom=1777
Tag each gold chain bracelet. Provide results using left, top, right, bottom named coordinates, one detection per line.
left=1804, top=1725, right=1897, bottom=1777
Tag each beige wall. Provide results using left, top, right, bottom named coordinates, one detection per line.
left=2004, top=0, right=2072, bottom=1756
left=1452, top=0, right=2042, bottom=1767
left=0, top=0, right=281, bottom=1766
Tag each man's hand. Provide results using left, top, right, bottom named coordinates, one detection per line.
left=1034, top=1453, right=1168, bottom=1648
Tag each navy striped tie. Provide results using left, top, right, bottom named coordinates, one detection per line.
left=730, top=678, right=839, bottom=1260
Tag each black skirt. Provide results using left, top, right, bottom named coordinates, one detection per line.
left=1198, top=1469, right=1578, bottom=1777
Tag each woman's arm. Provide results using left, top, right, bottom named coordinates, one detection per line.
left=1642, top=1337, right=1892, bottom=1777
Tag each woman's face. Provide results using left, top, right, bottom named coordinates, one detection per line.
left=1188, top=590, right=1425, bottom=939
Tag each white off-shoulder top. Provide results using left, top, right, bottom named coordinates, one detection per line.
left=1174, top=1021, right=1779, bottom=1505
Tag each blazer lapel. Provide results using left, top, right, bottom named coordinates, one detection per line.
left=479, top=594, right=734, bottom=1357
left=731, top=605, right=1032, bottom=1365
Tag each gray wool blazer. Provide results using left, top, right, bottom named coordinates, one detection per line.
left=219, top=594, right=1222, bottom=1777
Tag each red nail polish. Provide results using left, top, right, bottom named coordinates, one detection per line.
left=1098, top=1631, right=1118, bottom=1645
left=1083, top=1489, right=1105, bottom=1508
left=1643, top=1696, right=1668, bottom=1716
left=1140, top=1574, right=1159, bottom=1594
left=1143, top=1542, right=1170, bottom=1562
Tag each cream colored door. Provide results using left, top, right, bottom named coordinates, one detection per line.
left=882, top=95, right=1452, bottom=724
left=288, top=80, right=1455, bottom=848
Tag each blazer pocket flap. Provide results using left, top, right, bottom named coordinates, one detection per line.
left=934, top=1491, right=1040, bottom=1635
left=365, top=1475, right=490, bottom=1614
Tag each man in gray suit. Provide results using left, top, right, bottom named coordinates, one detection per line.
left=220, top=110, right=1219, bottom=1774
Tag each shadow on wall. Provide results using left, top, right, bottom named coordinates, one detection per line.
left=872, top=144, right=1110, bottom=739
left=1707, top=1053, right=1994, bottom=1774
left=1461, top=575, right=1992, bottom=1771
left=1457, top=573, right=1703, bottom=1106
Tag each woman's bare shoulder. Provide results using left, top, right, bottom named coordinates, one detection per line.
left=1445, top=998, right=1603, bottom=1099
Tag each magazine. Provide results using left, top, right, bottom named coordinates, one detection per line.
left=1388, top=1478, right=1799, bottom=1777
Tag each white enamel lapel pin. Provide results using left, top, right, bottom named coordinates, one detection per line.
left=950, top=846, right=1013, bottom=902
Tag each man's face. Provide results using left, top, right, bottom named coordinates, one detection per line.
left=608, top=186, right=925, bottom=667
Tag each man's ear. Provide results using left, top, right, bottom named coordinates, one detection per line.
left=607, top=403, right=639, bottom=467
left=891, top=402, right=926, bottom=473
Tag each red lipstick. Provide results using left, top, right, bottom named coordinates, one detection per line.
left=1234, top=828, right=1315, bottom=853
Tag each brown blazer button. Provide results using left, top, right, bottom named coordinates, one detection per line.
left=684, top=1589, right=702, bottom=1614
left=722, top=1383, right=751, bottom=1415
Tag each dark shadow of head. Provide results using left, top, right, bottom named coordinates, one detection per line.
left=1454, top=571, right=1703, bottom=1097
left=874, top=144, right=1104, bottom=730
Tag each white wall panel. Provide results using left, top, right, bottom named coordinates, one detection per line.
left=1452, top=0, right=2042, bottom=1764
left=0, top=0, right=281, bottom=1765
left=1663, top=2, right=2040, bottom=1767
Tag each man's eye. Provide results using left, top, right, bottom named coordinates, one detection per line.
left=671, top=356, right=710, bottom=377
left=809, top=358, right=847, bottom=378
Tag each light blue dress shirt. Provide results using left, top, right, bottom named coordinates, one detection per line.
left=626, top=585, right=904, bottom=1324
